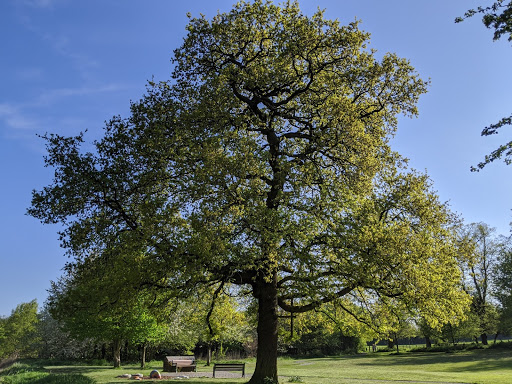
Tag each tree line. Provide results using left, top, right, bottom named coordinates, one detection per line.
left=2, top=221, right=512, bottom=365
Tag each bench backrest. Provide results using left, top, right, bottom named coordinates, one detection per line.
left=164, top=355, right=195, bottom=362
left=213, top=363, right=245, bottom=377
left=214, top=363, right=244, bottom=366
left=173, top=360, right=195, bottom=366
left=214, top=363, right=245, bottom=369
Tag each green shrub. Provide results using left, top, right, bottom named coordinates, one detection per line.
left=410, top=343, right=482, bottom=353
left=488, top=341, right=512, bottom=350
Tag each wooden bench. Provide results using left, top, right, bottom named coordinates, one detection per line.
left=213, top=363, right=245, bottom=378
left=163, top=355, right=196, bottom=372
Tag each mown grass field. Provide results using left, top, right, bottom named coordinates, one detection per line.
left=2, top=347, right=512, bottom=384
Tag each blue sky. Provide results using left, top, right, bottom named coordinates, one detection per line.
left=1, top=0, right=511, bottom=317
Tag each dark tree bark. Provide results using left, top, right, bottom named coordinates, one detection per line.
left=481, top=333, right=488, bottom=345
left=425, top=336, right=432, bottom=348
left=249, top=275, right=279, bottom=384
left=140, top=343, right=147, bottom=369
left=113, top=339, right=122, bottom=368
left=206, top=344, right=212, bottom=366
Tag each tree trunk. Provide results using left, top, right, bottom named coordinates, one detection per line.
left=113, top=339, right=122, bottom=368
left=481, top=333, right=488, bottom=345
left=248, top=275, right=278, bottom=384
left=206, top=343, right=211, bottom=366
left=140, top=343, right=147, bottom=369
left=290, top=298, right=295, bottom=340
left=425, top=336, right=432, bottom=348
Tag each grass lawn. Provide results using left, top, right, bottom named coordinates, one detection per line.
left=2, top=347, right=512, bottom=384
left=276, top=348, right=512, bottom=384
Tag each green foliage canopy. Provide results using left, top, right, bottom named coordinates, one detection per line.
left=494, top=238, right=512, bottom=334
left=0, top=300, right=40, bottom=358
left=456, top=0, right=512, bottom=42
left=47, top=254, right=167, bottom=367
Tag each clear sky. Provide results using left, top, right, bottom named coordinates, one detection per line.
left=1, top=0, right=511, bottom=317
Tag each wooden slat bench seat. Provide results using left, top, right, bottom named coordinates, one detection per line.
left=213, top=363, right=245, bottom=378
left=163, top=355, right=196, bottom=372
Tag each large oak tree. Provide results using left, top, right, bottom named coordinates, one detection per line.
left=30, top=2, right=469, bottom=382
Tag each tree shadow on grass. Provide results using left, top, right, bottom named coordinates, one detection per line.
left=33, top=373, right=95, bottom=384
left=103, top=381, right=246, bottom=384
left=352, top=349, right=512, bottom=373
left=44, top=365, right=112, bottom=375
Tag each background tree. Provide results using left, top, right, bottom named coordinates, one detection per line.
left=204, top=290, right=251, bottom=361
left=459, top=223, right=502, bottom=344
left=166, top=287, right=252, bottom=364
left=494, top=238, right=512, bottom=335
left=0, top=319, right=5, bottom=354
left=383, top=310, right=419, bottom=353
left=440, top=312, right=482, bottom=346
left=47, top=254, right=168, bottom=368
left=456, top=1, right=512, bottom=170
left=419, top=312, right=481, bottom=347
left=30, top=2, right=470, bottom=383
left=282, top=298, right=379, bottom=355
left=417, top=318, right=437, bottom=348
left=0, top=300, right=40, bottom=359
left=127, top=307, right=168, bottom=369
left=37, top=306, right=97, bottom=360
left=163, top=302, right=203, bottom=354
